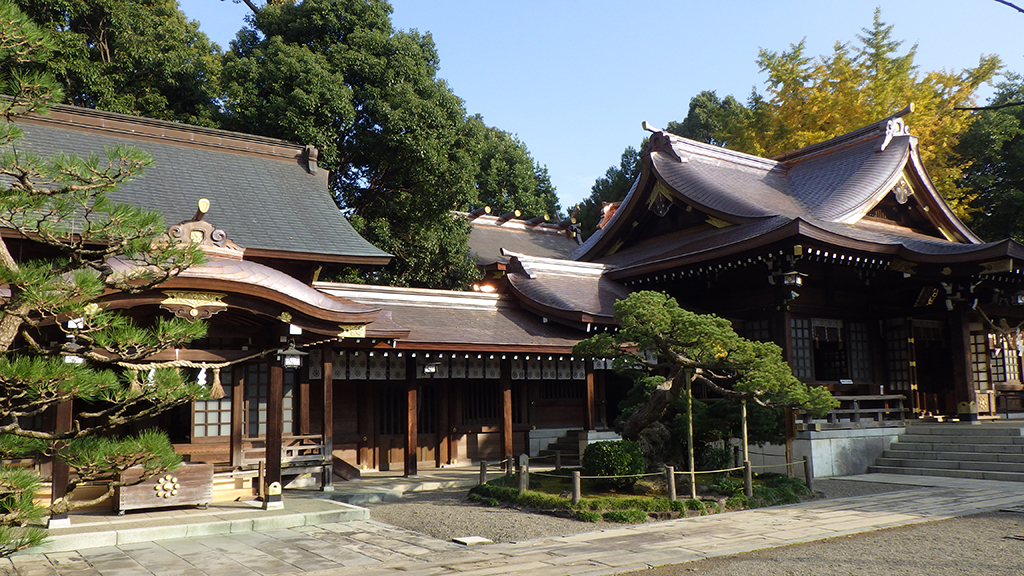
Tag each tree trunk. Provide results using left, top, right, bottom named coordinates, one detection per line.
left=620, top=370, right=687, bottom=440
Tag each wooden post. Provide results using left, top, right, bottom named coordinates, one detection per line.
left=555, top=450, right=562, bottom=471
left=358, top=375, right=374, bottom=469
left=321, top=344, right=334, bottom=491
left=230, top=365, right=244, bottom=468
left=666, top=466, right=676, bottom=502
left=743, top=460, right=753, bottom=498
left=803, top=457, right=815, bottom=493
left=501, top=358, right=514, bottom=463
left=572, top=471, right=581, bottom=505
left=517, top=454, right=529, bottom=493
left=784, top=406, right=795, bottom=476
left=298, top=377, right=310, bottom=436
left=405, top=372, right=418, bottom=477
left=438, top=379, right=450, bottom=466
left=950, top=308, right=977, bottom=420
left=264, top=362, right=284, bottom=509
left=506, top=454, right=514, bottom=476
left=584, top=362, right=597, bottom=431
left=685, top=371, right=697, bottom=500
left=47, top=400, right=73, bottom=528
left=479, top=460, right=487, bottom=486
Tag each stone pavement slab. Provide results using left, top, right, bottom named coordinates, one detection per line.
left=4, top=475, right=1024, bottom=575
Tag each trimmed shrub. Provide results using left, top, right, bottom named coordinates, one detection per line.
left=582, top=440, right=646, bottom=490
left=576, top=510, right=602, bottom=522
left=724, top=494, right=749, bottom=509
left=602, top=509, right=649, bottom=524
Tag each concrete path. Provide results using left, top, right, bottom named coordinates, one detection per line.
left=5, top=473, right=1024, bottom=575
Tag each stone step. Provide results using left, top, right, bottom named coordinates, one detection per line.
left=882, top=449, right=1024, bottom=464
left=890, top=441, right=1024, bottom=454
left=906, top=425, right=1024, bottom=437
left=874, top=457, right=1024, bottom=474
left=896, top=433, right=1024, bottom=445
left=867, top=464, right=1024, bottom=483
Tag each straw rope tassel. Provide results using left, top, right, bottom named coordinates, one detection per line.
left=128, top=369, right=142, bottom=395
left=209, top=367, right=225, bottom=399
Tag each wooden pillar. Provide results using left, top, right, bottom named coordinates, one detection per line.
left=47, top=400, right=73, bottom=528
left=298, top=376, right=311, bottom=436
left=584, top=362, right=597, bottom=431
left=264, top=362, right=284, bottom=509
left=230, top=365, right=244, bottom=468
left=321, top=344, right=334, bottom=490
left=358, top=376, right=375, bottom=469
left=405, top=360, right=418, bottom=477
left=449, top=381, right=461, bottom=464
left=438, top=380, right=450, bottom=467
left=950, top=308, right=977, bottom=420
left=501, top=357, right=513, bottom=460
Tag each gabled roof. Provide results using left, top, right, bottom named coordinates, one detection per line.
left=6, top=105, right=391, bottom=264
left=503, top=252, right=628, bottom=329
left=572, top=114, right=1006, bottom=276
left=465, top=212, right=579, bottom=266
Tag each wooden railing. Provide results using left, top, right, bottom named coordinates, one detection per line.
left=797, top=395, right=907, bottom=431
left=240, top=434, right=327, bottom=468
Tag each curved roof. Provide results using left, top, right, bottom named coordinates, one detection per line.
left=504, top=253, right=628, bottom=326
left=8, top=105, right=391, bottom=264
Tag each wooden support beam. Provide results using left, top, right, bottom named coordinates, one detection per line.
left=264, top=362, right=283, bottom=509
left=358, top=378, right=374, bottom=469
left=501, top=357, right=513, bottom=460
left=405, top=360, right=418, bottom=477
left=298, top=377, right=311, bottom=436
left=438, top=380, right=450, bottom=467
left=584, top=363, right=596, bottom=431
left=230, top=366, right=244, bottom=468
left=321, top=343, right=334, bottom=490
left=950, top=308, right=977, bottom=420
left=47, top=400, right=73, bottom=528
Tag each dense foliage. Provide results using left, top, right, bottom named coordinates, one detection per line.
left=956, top=75, right=1024, bottom=242
left=581, top=440, right=646, bottom=490
left=0, top=2, right=206, bottom=554
left=574, top=292, right=837, bottom=443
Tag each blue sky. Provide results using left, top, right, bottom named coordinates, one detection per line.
left=178, top=0, right=1024, bottom=210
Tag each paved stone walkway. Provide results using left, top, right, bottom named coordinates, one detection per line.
left=5, top=474, right=1024, bottom=575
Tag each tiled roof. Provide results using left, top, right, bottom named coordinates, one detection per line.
left=466, top=215, right=578, bottom=265
left=315, top=282, right=585, bottom=350
left=7, top=105, right=390, bottom=263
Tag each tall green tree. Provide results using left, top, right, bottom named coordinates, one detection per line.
left=576, top=145, right=642, bottom=239
left=0, top=2, right=207, bottom=554
left=665, top=90, right=747, bottom=147
left=721, top=9, right=999, bottom=216
left=222, top=0, right=480, bottom=288
left=14, top=0, right=223, bottom=127
left=468, top=115, right=559, bottom=219
left=956, top=74, right=1024, bottom=241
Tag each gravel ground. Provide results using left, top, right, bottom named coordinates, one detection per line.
left=362, top=478, right=913, bottom=544
left=634, top=511, right=1024, bottom=575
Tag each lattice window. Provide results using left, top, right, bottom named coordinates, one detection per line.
left=971, top=333, right=991, bottom=391
left=848, top=321, right=873, bottom=382
left=463, top=381, right=499, bottom=425
left=740, top=318, right=772, bottom=343
left=539, top=380, right=584, bottom=400
left=243, top=364, right=294, bottom=436
left=884, top=318, right=912, bottom=391
left=194, top=385, right=232, bottom=438
left=790, top=318, right=814, bottom=380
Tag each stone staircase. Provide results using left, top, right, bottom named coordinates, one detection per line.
left=869, top=423, right=1024, bottom=482
left=538, top=430, right=582, bottom=467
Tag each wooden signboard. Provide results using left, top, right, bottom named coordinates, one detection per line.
left=115, top=462, right=213, bottom=514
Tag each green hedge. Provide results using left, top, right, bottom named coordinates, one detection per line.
left=581, top=440, right=646, bottom=490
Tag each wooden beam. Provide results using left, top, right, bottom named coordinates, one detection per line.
left=47, top=400, right=73, bottom=528
left=230, top=366, right=244, bottom=468
left=358, top=379, right=374, bottom=469
left=298, top=377, right=311, bottom=436
left=264, top=362, right=283, bottom=509
left=501, top=358, right=513, bottom=460
left=584, top=362, right=596, bottom=431
left=405, top=357, right=418, bottom=477
left=321, top=343, right=334, bottom=490
left=950, top=309, right=976, bottom=420
left=438, top=380, right=450, bottom=467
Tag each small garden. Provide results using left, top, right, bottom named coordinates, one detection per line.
left=467, top=439, right=813, bottom=525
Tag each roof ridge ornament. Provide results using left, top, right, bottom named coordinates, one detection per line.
left=880, top=103, right=915, bottom=152
left=166, top=198, right=245, bottom=260
left=642, top=121, right=684, bottom=163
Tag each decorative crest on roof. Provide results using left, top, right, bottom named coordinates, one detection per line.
left=166, top=199, right=244, bottom=260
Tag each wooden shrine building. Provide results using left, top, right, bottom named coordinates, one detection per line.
left=547, top=112, right=1024, bottom=420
